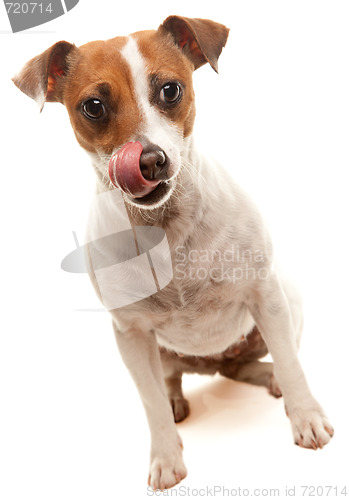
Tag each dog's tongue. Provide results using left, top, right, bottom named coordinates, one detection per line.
left=108, top=142, right=161, bottom=198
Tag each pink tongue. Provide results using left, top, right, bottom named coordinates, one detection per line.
left=108, top=142, right=161, bottom=198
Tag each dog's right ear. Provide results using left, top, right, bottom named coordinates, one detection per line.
left=12, top=41, right=76, bottom=111
left=160, top=16, right=229, bottom=73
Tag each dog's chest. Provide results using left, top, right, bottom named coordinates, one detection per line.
left=135, top=259, right=255, bottom=356
left=117, top=206, right=259, bottom=355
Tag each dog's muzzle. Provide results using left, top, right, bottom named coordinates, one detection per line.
left=108, top=142, right=169, bottom=199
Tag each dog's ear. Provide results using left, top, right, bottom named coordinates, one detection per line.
left=12, top=41, right=76, bottom=111
left=160, top=16, right=229, bottom=73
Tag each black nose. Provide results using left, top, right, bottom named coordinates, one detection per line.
left=140, top=144, right=169, bottom=181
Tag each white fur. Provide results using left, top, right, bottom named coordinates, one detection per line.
left=120, top=36, right=183, bottom=173
left=118, top=36, right=183, bottom=209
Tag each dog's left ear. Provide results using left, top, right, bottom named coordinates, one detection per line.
left=12, top=41, right=77, bottom=111
left=160, top=15, right=229, bottom=73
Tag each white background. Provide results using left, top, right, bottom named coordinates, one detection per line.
left=1, top=1, right=348, bottom=499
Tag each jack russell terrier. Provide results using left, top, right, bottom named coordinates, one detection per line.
left=13, top=15, right=333, bottom=490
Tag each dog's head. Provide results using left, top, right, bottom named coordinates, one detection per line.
left=13, top=16, right=229, bottom=209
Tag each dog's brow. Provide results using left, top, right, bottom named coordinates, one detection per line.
left=95, top=82, right=112, bottom=98
left=78, top=82, right=113, bottom=105
left=150, top=74, right=159, bottom=87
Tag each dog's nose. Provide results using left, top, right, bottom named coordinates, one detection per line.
left=140, top=144, right=169, bottom=181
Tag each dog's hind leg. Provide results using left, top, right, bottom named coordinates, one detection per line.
left=214, top=326, right=281, bottom=397
left=165, top=372, right=190, bottom=423
left=219, top=360, right=282, bottom=398
left=160, top=349, right=190, bottom=422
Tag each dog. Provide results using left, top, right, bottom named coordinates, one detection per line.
left=13, top=15, right=334, bottom=490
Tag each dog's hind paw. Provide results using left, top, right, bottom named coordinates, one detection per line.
left=268, top=374, right=282, bottom=398
left=170, top=396, right=190, bottom=423
left=289, top=405, right=334, bottom=450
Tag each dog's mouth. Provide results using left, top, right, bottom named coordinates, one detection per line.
left=108, top=142, right=172, bottom=206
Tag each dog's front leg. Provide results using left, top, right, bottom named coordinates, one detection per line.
left=249, top=275, right=334, bottom=449
left=112, top=320, right=187, bottom=490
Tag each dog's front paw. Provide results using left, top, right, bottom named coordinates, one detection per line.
left=148, top=441, right=187, bottom=490
left=288, top=405, right=334, bottom=450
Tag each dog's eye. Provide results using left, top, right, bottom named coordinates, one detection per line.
left=159, top=83, right=182, bottom=105
left=82, top=99, right=106, bottom=120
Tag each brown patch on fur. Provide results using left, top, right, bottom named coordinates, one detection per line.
left=62, top=38, right=143, bottom=154
left=135, top=29, right=197, bottom=138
